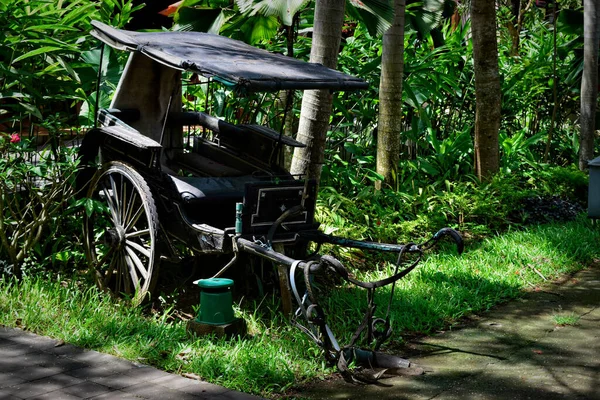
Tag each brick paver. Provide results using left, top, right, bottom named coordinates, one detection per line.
left=0, top=327, right=265, bottom=399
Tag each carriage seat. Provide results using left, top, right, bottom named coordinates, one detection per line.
left=168, top=174, right=266, bottom=227
left=166, top=152, right=244, bottom=177
left=168, top=175, right=261, bottom=203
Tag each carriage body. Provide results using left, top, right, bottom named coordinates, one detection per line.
left=78, top=21, right=368, bottom=302
left=78, top=23, right=464, bottom=368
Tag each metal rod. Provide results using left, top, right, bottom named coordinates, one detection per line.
left=236, top=237, right=296, bottom=265
left=298, top=231, right=415, bottom=253
left=94, top=43, right=105, bottom=128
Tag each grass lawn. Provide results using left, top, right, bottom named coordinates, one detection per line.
left=1, top=216, right=599, bottom=397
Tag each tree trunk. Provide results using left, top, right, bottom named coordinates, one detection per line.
left=471, top=0, right=501, bottom=180
left=290, top=0, right=345, bottom=181
left=579, top=0, right=600, bottom=170
left=376, top=0, right=406, bottom=189
left=543, top=8, right=558, bottom=163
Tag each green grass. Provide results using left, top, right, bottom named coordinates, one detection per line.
left=1, top=216, right=599, bottom=397
left=324, top=216, right=600, bottom=342
left=0, top=279, right=323, bottom=395
left=553, top=311, right=581, bottom=326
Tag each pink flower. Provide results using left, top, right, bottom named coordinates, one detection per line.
left=10, top=133, right=20, bottom=143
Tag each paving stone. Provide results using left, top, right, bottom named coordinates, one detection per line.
left=64, top=365, right=123, bottom=380
left=89, top=371, right=146, bottom=390
left=42, top=344, right=85, bottom=357
left=298, top=264, right=600, bottom=400
left=0, top=356, right=30, bottom=374
left=0, top=327, right=21, bottom=339
left=172, top=380, right=230, bottom=396
left=6, top=364, right=64, bottom=382
left=121, top=381, right=196, bottom=400
left=7, top=333, right=58, bottom=351
left=28, top=389, right=85, bottom=399
left=41, top=357, right=89, bottom=373
left=0, top=327, right=265, bottom=398
left=0, top=331, right=259, bottom=399
left=60, top=381, right=112, bottom=398
left=4, top=378, right=76, bottom=399
left=63, top=350, right=118, bottom=365
left=0, top=344, right=39, bottom=357
left=0, top=338, right=18, bottom=348
left=154, top=374, right=213, bottom=391
left=20, top=351, right=60, bottom=368
left=123, top=364, right=174, bottom=382
left=216, top=390, right=266, bottom=400
left=0, top=388, right=21, bottom=399
left=87, top=390, right=140, bottom=399
left=94, top=358, right=137, bottom=375
left=0, top=373, right=26, bottom=389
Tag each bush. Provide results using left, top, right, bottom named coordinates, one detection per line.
left=0, top=0, right=140, bottom=136
left=0, top=135, right=83, bottom=278
left=316, top=164, right=588, bottom=259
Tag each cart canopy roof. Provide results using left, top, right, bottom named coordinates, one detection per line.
left=90, top=21, right=368, bottom=93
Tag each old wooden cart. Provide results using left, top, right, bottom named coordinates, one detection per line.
left=77, top=21, right=463, bottom=376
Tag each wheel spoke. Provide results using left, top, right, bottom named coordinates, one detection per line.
left=125, top=245, right=150, bottom=280
left=109, top=175, right=122, bottom=226
left=125, top=228, right=150, bottom=239
left=126, top=239, right=152, bottom=259
left=120, top=253, right=131, bottom=294
left=125, top=251, right=141, bottom=288
left=125, top=205, right=144, bottom=233
left=95, top=246, right=115, bottom=268
left=115, top=255, right=123, bottom=294
left=103, top=254, right=118, bottom=288
left=120, top=178, right=127, bottom=226
left=100, top=183, right=120, bottom=226
left=123, top=190, right=139, bottom=230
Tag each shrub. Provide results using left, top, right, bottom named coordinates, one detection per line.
left=0, top=136, right=81, bottom=278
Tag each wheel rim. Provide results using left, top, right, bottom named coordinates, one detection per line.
left=84, top=163, right=158, bottom=304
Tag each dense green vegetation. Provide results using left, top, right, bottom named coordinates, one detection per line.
left=1, top=0, right=599, bottom=397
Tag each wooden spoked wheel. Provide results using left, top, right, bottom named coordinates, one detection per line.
left=83, top=161, right=159, bottom=305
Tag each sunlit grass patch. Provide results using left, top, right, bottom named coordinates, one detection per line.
left=322, top=217, right=600, bottom=343
left=552, top=312, right=580, bottom=327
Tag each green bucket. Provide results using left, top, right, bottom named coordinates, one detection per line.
left=194, top=278, right=235, bottom=325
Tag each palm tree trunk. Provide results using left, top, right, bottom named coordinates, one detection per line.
left=579, top=0, right=600, bottom=170
left=376, top=0, right=406, bottom=189
left=471, top=0, right=501, bottom=179
left=290, top=0, right=345, bottom=181
left=544, top=8, right=558, bottom=163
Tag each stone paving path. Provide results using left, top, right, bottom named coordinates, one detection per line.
left=298, top=264, right=600, bottom=399
left=0, top=327, right=264, bottom=400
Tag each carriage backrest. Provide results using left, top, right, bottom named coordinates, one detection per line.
left=109, top=52, right=183, bottom=165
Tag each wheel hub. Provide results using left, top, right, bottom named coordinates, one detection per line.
left=104, top=227, right=126, bottom=249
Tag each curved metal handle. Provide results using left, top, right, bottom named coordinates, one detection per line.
left=266, top=205, right=305, bottom=249
left=432, top=227, right=464, bottom=255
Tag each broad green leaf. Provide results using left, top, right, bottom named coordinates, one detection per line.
left=24, top=24, right=78, bottom=32
left=85, top=198, right=95, bottom=218
left=12, top=46, right=64, bottom=64
left=249, top=15, right=279, bottom=44
left=419, top=160, right=440, bottom=176
left=19, top=103, right=43, bottom=120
